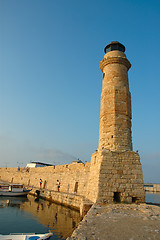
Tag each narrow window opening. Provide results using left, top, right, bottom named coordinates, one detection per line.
left=74, top=182, right=78, bottom=194
left=28, top=179, right=30, bottom=186
left=43, top=180, right=47, bottom=189
left=114, top=192, right=121, bottom=203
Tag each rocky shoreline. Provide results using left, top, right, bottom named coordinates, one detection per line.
left=67, top=203, right=160, bottom=240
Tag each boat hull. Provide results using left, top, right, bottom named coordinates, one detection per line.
left=0, top=190, right=31, bottom=197
left=0, top=232, right=53, bottom=240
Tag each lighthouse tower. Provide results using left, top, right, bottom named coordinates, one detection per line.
left=86, top=42, right=145, bottom=204
left=99, top=41, right=132, bottom=151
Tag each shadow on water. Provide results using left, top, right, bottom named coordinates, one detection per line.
left=146, top=202, right=160, bottom=207
left=0, top=195, right=81, bottom=239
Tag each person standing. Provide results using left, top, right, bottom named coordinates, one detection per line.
left=57, top=180, right=60, bottom=192
left=40, top=178, right=43, bottom=188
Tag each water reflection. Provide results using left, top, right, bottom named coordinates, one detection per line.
left=0, top=195, right=81, bottom=239
left=0, top=196, right=29, bottom=208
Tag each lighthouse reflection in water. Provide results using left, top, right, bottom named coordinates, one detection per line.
left=0, top=195, right=81, bottom=240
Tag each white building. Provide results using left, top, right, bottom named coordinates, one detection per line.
left=26, top=162, right=53, bottom=168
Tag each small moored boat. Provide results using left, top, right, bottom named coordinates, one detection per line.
left=0, top=232, right=53, bottom=240
left=0, top=184, right=32, bottom=197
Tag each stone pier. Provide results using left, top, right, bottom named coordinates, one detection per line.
left=67, top=203, right=160, bottom=240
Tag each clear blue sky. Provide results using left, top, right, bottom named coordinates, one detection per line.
left=0, top=0, right=160, bottom=183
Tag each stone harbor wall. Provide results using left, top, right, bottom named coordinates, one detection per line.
left=0, top=151, right=145, bottom=205
left=0, top=162, right=90, bottom=197
left=144, top=184, right=160, bottom=192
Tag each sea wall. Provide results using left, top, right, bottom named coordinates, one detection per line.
left=144, top=184, right=160, bottom=192
left=0, top=163, right=90, bottom=197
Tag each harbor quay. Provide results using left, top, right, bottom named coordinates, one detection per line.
left=67, top=203, right=160, bottom=240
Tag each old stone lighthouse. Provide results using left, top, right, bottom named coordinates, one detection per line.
left=86, top=41, right=145, bottom=203
left=0, top=41, right=145, bottom=208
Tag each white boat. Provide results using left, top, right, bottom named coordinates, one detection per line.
left=0, top=184, right=32, bottom=197
left=0, top=232, right=53, bottom=240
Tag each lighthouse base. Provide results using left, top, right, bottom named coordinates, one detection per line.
left=86, top=149, right=145, bottom=204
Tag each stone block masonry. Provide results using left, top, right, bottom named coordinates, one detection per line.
left=0, top=163, right=90, bottom=198
left=99, top=50, right=132, bottom=151
left=88, top=41, right=145, bottom=204
left=67, top=203, right=160, bottom=240
left=86, top=149, right=145, bottom=203
left=0, top=163, right=92, bottom=214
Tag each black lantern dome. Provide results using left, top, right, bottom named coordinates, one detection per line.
left=104, top=41, right=125, bottom=53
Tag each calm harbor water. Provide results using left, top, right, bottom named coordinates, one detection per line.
left=145, top=192, right=160, bottom=204
left=0, top=192, right=159, bottom=239
left=0, top=195, right=81, bottom=239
